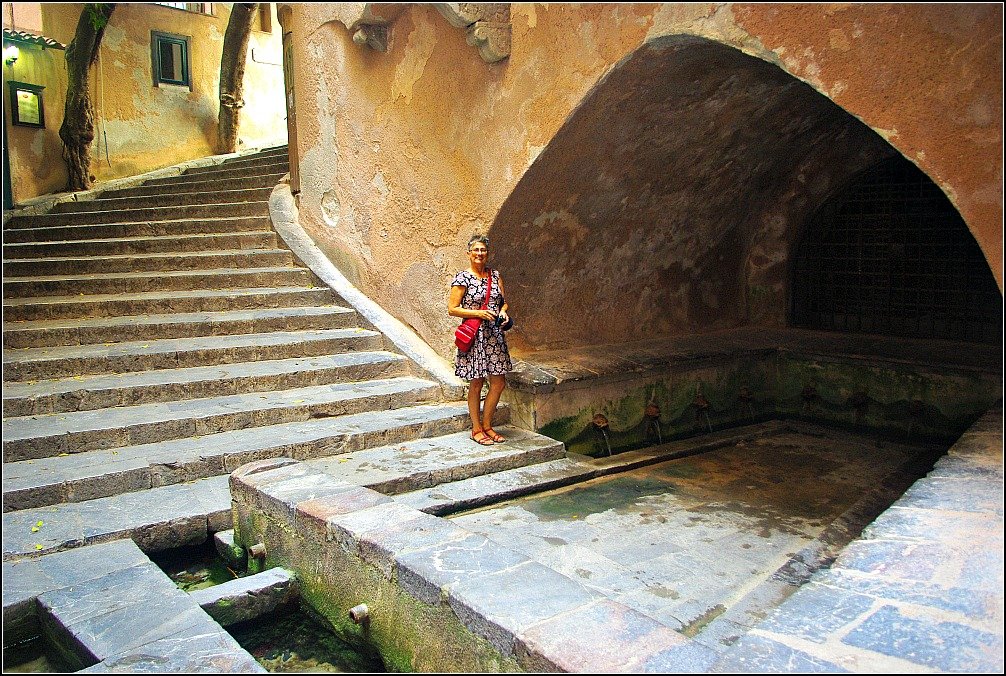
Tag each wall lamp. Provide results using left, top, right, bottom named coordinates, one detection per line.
left=3, top=43, right=18, bottom=66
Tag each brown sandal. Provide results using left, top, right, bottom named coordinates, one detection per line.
left=471, top=428, right=494, bottom=446
left=484, top=427, right=505, bottom=443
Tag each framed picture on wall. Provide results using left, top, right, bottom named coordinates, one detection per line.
left=9, top=81, right=45, bottom=128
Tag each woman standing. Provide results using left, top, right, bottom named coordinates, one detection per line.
left=448, top=234, right=512, bottom=445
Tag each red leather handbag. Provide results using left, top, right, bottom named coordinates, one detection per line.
left=455, top=270, right=492, bottom=353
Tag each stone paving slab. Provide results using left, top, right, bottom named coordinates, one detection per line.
left=3, top=539, right=149, bottom=624
left=189, top=567, right=298, bottom=626
left=515, top=598, right=709, bottom=672
left=3, top=402, right=476, bottom=512
left=447, top=559, right=602, bottom=656
left=711, top=408, right=1004, bottom=673
left=39, top=561, right=263, bottom=672
left=4, top=350, right=406, bottom=416
left=305, top=426, right=564, bottom=494
left=2, top=475, right=231, bottom=560
left=394, top=456, right=597, bottom=515
left=395, top=532, right=531, bottom=606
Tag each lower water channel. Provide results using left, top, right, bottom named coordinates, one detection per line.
left=150, top=543, right=385, bottom=673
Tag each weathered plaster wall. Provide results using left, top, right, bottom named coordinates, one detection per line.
left=286, top=2, right=1002, bottom=359
left=2, top=39, right=69, bottom=201
left=3, top=2, right=287, bottom=201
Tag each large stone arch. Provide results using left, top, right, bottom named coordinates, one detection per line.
left=488, top=34, right=997, bottom=354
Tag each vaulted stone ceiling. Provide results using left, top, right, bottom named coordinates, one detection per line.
left=491, top=35, right=898, bottom=352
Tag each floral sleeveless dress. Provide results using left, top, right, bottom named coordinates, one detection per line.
left=452, top=269, right=512, bottom=380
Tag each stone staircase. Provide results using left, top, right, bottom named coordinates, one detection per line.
left=1, top=146, right=563, bottom=562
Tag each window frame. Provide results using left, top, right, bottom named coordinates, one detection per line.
left=8, top=81, right=45, bottom=128
left=152, top=3, right=213, bottom=16
left=151, top=31, right=192, bottom=90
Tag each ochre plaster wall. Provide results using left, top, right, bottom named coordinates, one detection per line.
left=2, top=39, right=69, bottom=201
left=285, top=2, right=1003, bottom=358
left=4, top=2, right=287, bottom=202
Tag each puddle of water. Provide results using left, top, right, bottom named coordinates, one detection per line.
left=229, top=605, right=385, bottom=673
left=525, top=475, right=674, bottom=521
left=150, top=541, right=247, bottom=592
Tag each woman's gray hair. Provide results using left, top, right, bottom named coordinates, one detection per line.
left=468, top=234, right=490, bottom=250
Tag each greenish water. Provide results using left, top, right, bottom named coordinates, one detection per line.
left=525, top=475, right=675, bottom=521
left=3, top=635, right=74, bottom=673
left=230, top=607, right=385, bottom=673
left=150, top=541, right=247, bottom=592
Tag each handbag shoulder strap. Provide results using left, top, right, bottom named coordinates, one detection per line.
left=481, top=269, right=492, bottom=310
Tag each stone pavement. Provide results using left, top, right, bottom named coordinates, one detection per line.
left=713, top=408, right=1003, bottom=672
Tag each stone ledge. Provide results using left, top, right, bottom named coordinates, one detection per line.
left=509, top=327, right=1002, bottom=395
left=189, top=567, right=299, bottom=627
left=231, top=457, right=719, bottom=671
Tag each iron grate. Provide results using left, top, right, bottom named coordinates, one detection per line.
left=791, top=158, right=1002, bottom=344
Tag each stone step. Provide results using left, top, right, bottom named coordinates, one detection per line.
left=4, top=201, right=269, bottom=229
left=55, top=187, right=275, bottom=213
left=2, top=475, right=233, bottom=559
left=3, top=230, right=277, bottom=259
left=216, top=152, right=287, bottom=169
left=2, top=248, right=296, bottom=276
left=305, top=426, right=565, bottom=496
left=2, top=266, right=317, bottom=298
left=103, top=174, right=287, bottom=199
left=3, top=350, right=409, bottom=417
left=3, top=402, right=479, bottom=512
left=3, top=305, right=357, bottom=349
left=176, top=160, right=289, bottom=182
left=223, top=147, right=289, bottom=164
left=3, top=327, right=382, bottom=381
left=2, top=216, right=272, bottom=243
left=142, top=161, right=289, bottom=187
left=2, top=375, right=442, bottom=461
left=3, top=286, right=335, bottom=322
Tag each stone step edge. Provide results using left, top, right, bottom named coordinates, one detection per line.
left=2, top=350, right=409, bottom=416
left=2, top=304, right=354, bottom=334
left=1, top=475, right=233, bottom=561
left=397, top=420, right=791, bottom=516
left=306, top=425, right=562, bottom=496
left=2, top=229, right=277, bottom=250
left=3, top=327, right=378, bottom=367
left=1, top=402, right=485, bottom=513
left=2, top=248, right=295, bottom=266
left=2, top=265, right=315, bottom=285
left=4, top=216, right=272, bottom=238
left=2, top=376, right=444, bottom=460
left=3, top=285, right=330, bottom=309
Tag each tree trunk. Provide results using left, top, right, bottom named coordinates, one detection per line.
left=59, top=3, right=115, bottom=192
left=217, top=3, right=259, bottom=154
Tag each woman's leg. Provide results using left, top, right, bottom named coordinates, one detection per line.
left=482, top=375, right=507, bottom=441
left=468, top=378, right=492, bottom=444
